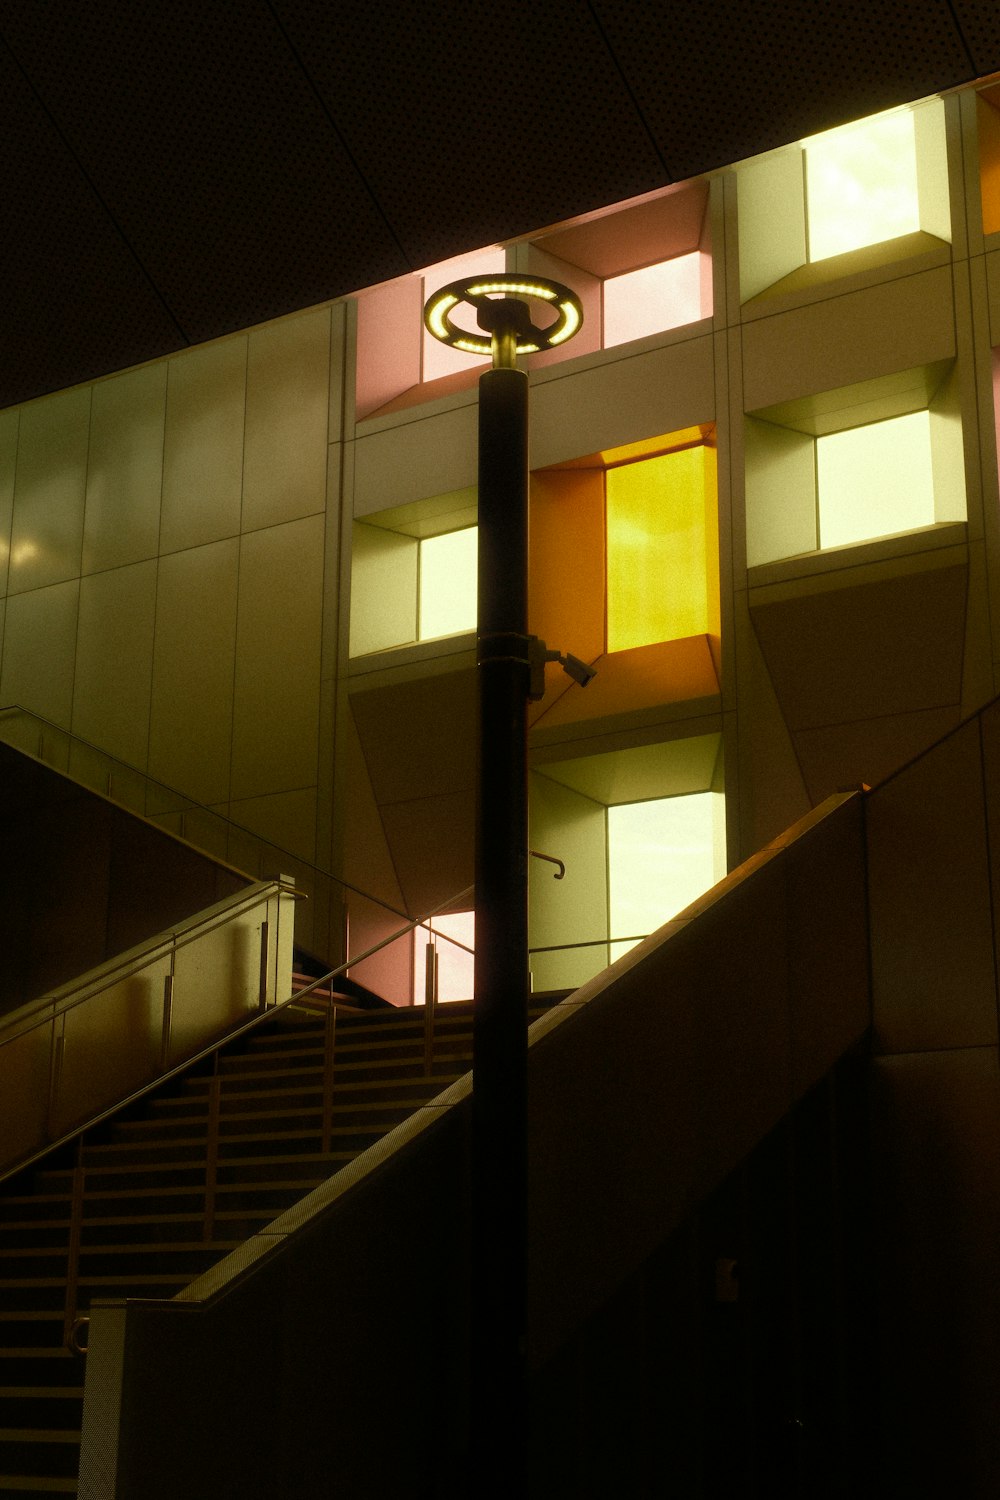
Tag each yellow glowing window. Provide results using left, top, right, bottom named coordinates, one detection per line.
left=608, top=792, right=726, bottom=961
left=605, top=446, right=711, bottom=651
left=817, top=412, right=935, bottom=550
left=413, top=910, right=475, bottom=1003
left=804, top=111, right=920, bottom=262
left=603, top=252, right=707, bottom=348
left=418, top=527, right=478, bottom=640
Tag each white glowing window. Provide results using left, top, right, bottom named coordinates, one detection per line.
left=603, top=252, right=708, bottom=348
left=608, top=792, right=726, bottom=961
left=413, top=910, right=475, bottom=1003
left=418, top=527, right=478, bottom=640
left=804, top=111, right=920, bottom=262
left=421, top=247, right=503, bottom=383
left=817, top=412, right=935, bottom=550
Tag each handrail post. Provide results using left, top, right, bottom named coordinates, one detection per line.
left=321, top=1000, right=337, bottom=1156
left=258, top=919, right=270, bottom=1011
left=62, top=1137, right=86, bottom=1349
left=203, top=1061, right=221, bottom=1244
left=160, top=971, right=174, bottom=1069
left=46, top=1014, right=64, bottom=1144
left=423, top=936, right=439, bottom=1077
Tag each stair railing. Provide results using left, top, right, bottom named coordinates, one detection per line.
left=34, top=861, right=580, bottom=1357
left=0, top=878, right=297, bottom=1186
left=48, top=880, right=481, bottom=1356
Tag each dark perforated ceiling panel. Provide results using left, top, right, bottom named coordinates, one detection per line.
left=951, top=0, right=1000, bottom=73
left=273, top=0, right=665, bottom=267
left=592, top=0, right=974, bottom=177
left=0, top=0, right=995, bottom=408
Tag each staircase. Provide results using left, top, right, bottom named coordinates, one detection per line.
left=0, top=991, right=507, bottom=1497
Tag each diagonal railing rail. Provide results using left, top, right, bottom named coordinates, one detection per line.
left=0, top=704, right=479, bottom=1002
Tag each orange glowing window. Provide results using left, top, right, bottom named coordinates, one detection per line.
left=979, top=87, right=1000, bottom=237
left=605, top=445, right=714, bottom=652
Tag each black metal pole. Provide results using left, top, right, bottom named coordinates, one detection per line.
left=472, top=356, right=530, bottom=1497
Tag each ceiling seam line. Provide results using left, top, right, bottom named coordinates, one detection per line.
left=264, top=1, right=413, bottom=270
left=0, top=29, right=191, bottom=346
left=584, top=0, right=673, bottom=180
left=941, top=0, right=980, bottom=77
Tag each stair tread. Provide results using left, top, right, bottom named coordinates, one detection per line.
left=56, top=1149, right=354, bottom=1174
left=0, top=995, right=494, bottom=1491
left=90, top=1121, right=392, bottom=1145
left=0, top=1430, right=79, bottom=1443
left=0, top=1356, right=73, bottom=1366
left=0, top=1479, right=78, bottom=1493
left=126, top=1103, right=415, bottom=1125
left=0, top=1391, right=83, bottom=1402
left=0, top=1275, right=190, bottom=1288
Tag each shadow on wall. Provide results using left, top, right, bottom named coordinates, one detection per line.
left=0, top=741, right=247, bottom=1014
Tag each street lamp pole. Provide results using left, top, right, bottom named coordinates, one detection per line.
left=424, top=276, right=583, bottom=1496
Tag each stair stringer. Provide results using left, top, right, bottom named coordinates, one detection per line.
left=79, top=791, right=871, bottom=1499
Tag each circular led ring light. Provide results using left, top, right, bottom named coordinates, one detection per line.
left=423, top=274, right=583, bottom=356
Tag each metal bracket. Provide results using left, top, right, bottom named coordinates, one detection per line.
left=527, top=636, right=597, bottom=701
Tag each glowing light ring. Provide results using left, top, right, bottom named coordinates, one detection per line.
left=423, top=274, right=583, bottom=355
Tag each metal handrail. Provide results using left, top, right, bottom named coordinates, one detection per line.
left=529, top=933, right=649, bottom=955
left=529, top=848, right=565, bottom=880
left=0, top=878, right=296, bottom=1186
left=0, top=881, right=300, bottom=1043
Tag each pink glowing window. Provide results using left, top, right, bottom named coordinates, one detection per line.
left=603, top=251, right=709, bottom=349
left=413, top=910, right=475, bottom=1003
left=421, top=247, right=504, bottom=383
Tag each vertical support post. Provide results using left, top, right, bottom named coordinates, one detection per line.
left=473, top=358, right=530, bottom=1496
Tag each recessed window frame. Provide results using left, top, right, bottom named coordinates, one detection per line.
left=737, top=97, right=951, bottom=304
left=349, top=488, right=478, bottom=658
left=528, top=732, right=727, bottom=992
left=744, top=360, right=966, bottom=570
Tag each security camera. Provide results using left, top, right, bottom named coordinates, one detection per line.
left=528, top=637, right=598, bottom=699
left=560, top=653, right=597, bottom=688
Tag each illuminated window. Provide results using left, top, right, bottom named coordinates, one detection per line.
left=525, top=181, right=712, bottom=360
left=608, top=791, right=727, bottom=961
left=745, top=365, right=966, bottom=568
left=350, top=489, right=479, bottom=657
left=738, top=100, right=949, bottom=302
left=804, top=112, right=920, bottom=262
left=529, top=734, right=725, bottom=991
left=418, top=527, right=477, bottom=640
left=605, top=442, right=715, bottom=652
left=978, top=86, right=1000, bottom=237
left=413, top=910, right=475, bottom=1003
left=816, top=413, right=935, bottom=549
left=603, top=252, right=709, bottom=348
